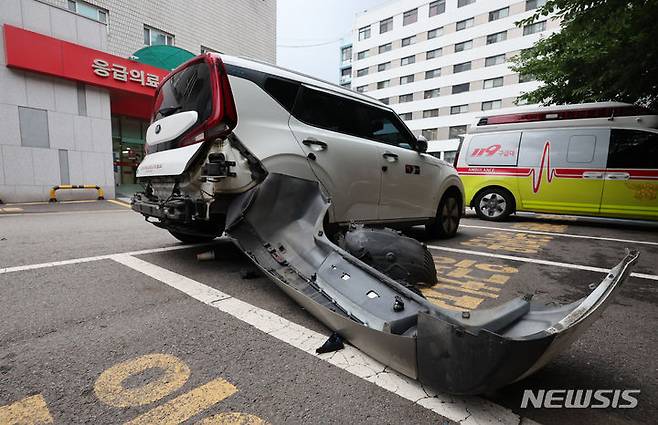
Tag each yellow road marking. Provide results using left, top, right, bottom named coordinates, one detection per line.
left=511, top=222, right=568, bottom=233
left=108, top=199, right=131, bottom=208
left=1, top=200, right=98, bottom=206
left=0, top=394, right=53, bottom=424
left=461, top=231, right=553, bottom=254
left=125, top=378, right=238, bottom=425
left=94, top=353, right=191, bottom=408
left=197, top=412, right=269, bottom=424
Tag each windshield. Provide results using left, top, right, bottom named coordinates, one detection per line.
left=153, top=61, right=213, bottom=127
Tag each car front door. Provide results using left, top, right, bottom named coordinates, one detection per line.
left=377, top=136, right=441, bottom=221
left=287, top=85, right=383, bottom=223
left=600, top=128, right=658, bottom=219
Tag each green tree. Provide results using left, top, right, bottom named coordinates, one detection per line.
left=512, top=0, right=658, bottom=109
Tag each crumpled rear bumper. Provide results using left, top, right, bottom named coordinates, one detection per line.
left=224, top=173, right=639, bottom=394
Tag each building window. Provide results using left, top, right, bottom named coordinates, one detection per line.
left=18, top=107, right=49, bottom=148
left=144, top=25, right=174, bottom=46
left=426, top=48, right=442, bottom=59
left=358, top=26, right=371, bottom=41
left=378, top=43, right=392, bottom=54
left=341, top=68, right=351, bottom=77
left=483, top=77, right=504, bottom=89
left=401, top=36, right=416, bottom=47
left=399, top=94, right=414, bottom=103
left=489, top=7, right=509, bottom=21
left=380, top=98, right=390, bottom=105
left=425, top=68, right=441, bottom=79
left=357, top=50, right=369, bottom=60
left=423, top=109, right=439, bottom=118
left=519, top=73, right=536, bottom=83
left=452, top=83, right=470, bottom=94
left=380, top=17, right=393, bottom=33
left=68, top=0, right=107, bottom=23
left=401, top=55, right=416, bottom=66
left=524, top=21, right=546, bottom=35
left=399, top=112, right=413, bottom=120
left=422, top=128, right=438, bottom=140
left=482, top=100, right=502, bottom=111
left=451, top=104, right=469, bottom=115
left=403, top=8, right=418, bottom=25
left=485, top=54, right=506, bottom=67
left=378, top=62, right=391, bottom=72
left=356, top=85, right=368, bottom=93
left=458, top=0, right=476, bottom=7
left=400, top=75, right=415, bottom=85
left=486, top=31, right=507, bottom=45
left=456, top=18, right=474, bottom=31
left=454, top=40, right=473, bottom=52
left=341, top=46, right=352, bottom=62
left=453, top=61, right=471, bottom=73
left=429, top=0, right=446, bottom=16
left=427, top=27, right=443, bottom=39
left=377, top=80, right=390, bottom=89
left=356, top=68, right=369, bottom=77
left=424, top=89, right=440, bottom=99
left=449, top=125, right=467, bottom=139
left=76, top=82, right=87, bottom=116
left=526, top=0, right=547, bottom=11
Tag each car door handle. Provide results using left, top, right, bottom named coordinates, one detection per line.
left=605, top=172, right=630, bottom=180
left=582, top=171, right=604, bottom=179
left=382, top=152, right=398, bottom=162
left=302, top=138, right=327, bottom=151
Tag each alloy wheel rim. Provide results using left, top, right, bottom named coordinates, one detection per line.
left=479, top=193, right=506, bottom=218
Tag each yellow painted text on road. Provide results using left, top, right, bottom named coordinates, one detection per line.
left=0, top=394, right=53, bottom=424
left=94, top=353, right=191, bottom=407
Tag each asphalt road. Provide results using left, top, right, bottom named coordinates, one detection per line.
left=0, top=200, right=656, bottom=424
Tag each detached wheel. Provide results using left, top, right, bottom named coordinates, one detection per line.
left=168, top=230, right=217, bottom=244
left=474, top=188, right=514, bottom=221
left=426, top=192, right=461, bottom=239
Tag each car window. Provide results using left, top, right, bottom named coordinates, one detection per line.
left=293, top=86, right=416, bottom=149
left=264, top=77, right=300, bottom=113
left=153, top=61, right=212, bottom=125
left=608, top=129, right=658, bottom=169
left=567, top=135, right=596, bottom=163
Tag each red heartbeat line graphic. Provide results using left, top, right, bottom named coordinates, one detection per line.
left=530, top=141, right=554, bottom=193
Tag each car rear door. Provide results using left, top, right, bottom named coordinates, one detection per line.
left=600, top=129, right=658, bottom=219
left=287, top=85, right=383, bottom=223
left=517, top=128, right=608, bottom=215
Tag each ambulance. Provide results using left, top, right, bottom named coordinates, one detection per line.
left=455, top=103, right=658, bottom=221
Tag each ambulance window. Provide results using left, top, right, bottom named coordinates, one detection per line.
left=567, top=135, right=596, bottom=163
left=466, top=132, right=521, bottom=166
left=608, top=129, right=658, bottom=169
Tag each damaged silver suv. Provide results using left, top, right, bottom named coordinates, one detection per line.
left=132, top=54, right=639, bottom=395
left=133, top=53, right=464, bottom=243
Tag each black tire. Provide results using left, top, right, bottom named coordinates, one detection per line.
left=168, top=230, right=217, bottom=244
left=473, top=187, right=514, bottom=221
left=426, top=192, right=461, bottom=239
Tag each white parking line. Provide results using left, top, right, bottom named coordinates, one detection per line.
left=110, top=253, right=533, bottom=425
left=427, top=245, right=658, bottom=281
left=0, top=242, right=213, bottom=274
left=460, top=224, right=658, bottom=247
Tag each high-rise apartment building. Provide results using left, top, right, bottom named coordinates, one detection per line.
left=347, top=0, right=555, bottom=161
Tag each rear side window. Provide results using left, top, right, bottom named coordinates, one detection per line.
left=567, top=135, right=596, bottom=163
left=608, top=129, right=658, bottom=169
left=465, top=132, right=521, bottom=166
left=153, top=61, right=212, bottom=126
left=264, top=77, right=300, bottom=113
left=293, top=86, right=415, bottom=148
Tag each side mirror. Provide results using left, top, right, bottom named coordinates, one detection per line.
left=416, top=136, right=428, bottom=153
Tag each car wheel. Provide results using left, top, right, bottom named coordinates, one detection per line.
left=168, top=230, right=217, bottom=244
left=474, top=188, right=514, bottom=221
left=426, top=193, right=461, bottom=239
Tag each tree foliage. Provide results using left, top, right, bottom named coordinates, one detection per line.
left=512, top=0, right=658, bottom=109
